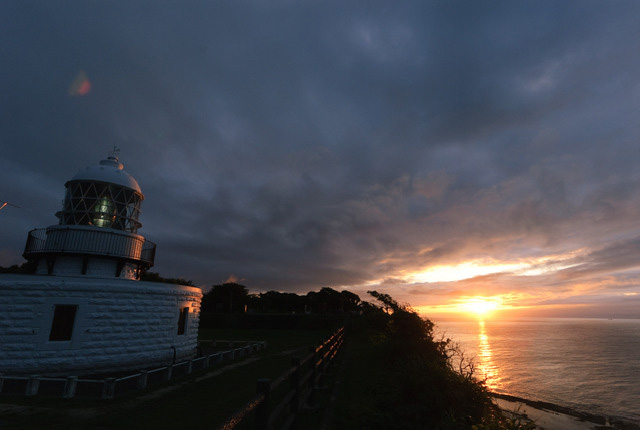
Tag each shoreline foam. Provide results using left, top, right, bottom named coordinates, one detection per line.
left=493, top=393, right=640, bottom=430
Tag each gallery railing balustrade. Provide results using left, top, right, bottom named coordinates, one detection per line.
left=23, top=226, right=156, bottom=266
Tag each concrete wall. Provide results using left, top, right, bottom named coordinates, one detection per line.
left=0, top=274, right=202, bottom=376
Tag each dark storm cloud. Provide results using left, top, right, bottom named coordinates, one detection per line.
left=3, top=1, right=640, bottom=314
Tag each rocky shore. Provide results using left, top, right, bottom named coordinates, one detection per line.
left=493, top=393, right=640, bottom=430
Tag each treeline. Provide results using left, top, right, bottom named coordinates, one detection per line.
left=0, top=261, right=36, bottom=274
left=201, top=283, right=362, bottom=314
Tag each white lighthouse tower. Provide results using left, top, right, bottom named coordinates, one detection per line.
left=24, top=148, right=155, bottom=279
left=0, top=151, right=202, bottom=376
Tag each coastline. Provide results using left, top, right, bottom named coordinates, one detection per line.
left=493, top=393, right=640, bottom=430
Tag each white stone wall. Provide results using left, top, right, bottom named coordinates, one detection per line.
left=0, top=274, right=202, bottom=376
left=36, top=256, right=140, bottom=280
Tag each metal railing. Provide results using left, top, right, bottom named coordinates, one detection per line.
left=218, top=327, right=345, bottom=430
left=0, top=340, right=266, bottom=400
left=23, top=226, right=156, bottom=267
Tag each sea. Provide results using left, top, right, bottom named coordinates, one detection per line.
left=433, top=317, right=640, bottom=424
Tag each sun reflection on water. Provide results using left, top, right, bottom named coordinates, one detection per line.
left=477, top=320, right=501, bottom=390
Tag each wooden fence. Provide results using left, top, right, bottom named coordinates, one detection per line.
left=0, top=340, right=266, bottom=400
left=218, top=326, right=345, bottom=430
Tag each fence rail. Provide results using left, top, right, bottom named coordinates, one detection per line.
left=219, top=326, right=345, bottom=430
left=0, top=340, right=266, bottom=400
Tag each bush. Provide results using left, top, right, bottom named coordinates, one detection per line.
left=331, top=292, right=532, bottom=430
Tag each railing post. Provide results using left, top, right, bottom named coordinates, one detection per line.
left=255, top=378, right=271, bottom=430
left=290, top=357, right=301, bottom=428
left=187, top=359, right=193, bottom=374
left=63, top=376, right=78, bottom=399
left=317, top=345, right=326, bottom=389
left=164, top=365, right=173, bottom=381
left=102, top=378, right=116, bottom=399
left=137, top=370, right=148, bottom=389
left=26, top=375, right=40, bottom=396
left=308, top=346, right=317, bottom=407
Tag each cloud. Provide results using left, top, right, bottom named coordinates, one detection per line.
left=2, top=1, right=640, bottom=316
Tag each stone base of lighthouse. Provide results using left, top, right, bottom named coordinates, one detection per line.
left=0, top=274, right=202, bottom=376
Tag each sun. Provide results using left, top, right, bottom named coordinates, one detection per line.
left=459, top=297, right=501, bottom=316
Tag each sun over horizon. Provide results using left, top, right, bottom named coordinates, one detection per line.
left=415, top=295, right=511, bottom=319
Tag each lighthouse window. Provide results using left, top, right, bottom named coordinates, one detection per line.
left=49, top=305, right=78, bottom=341
left=177, top=307, right=189, bottom=335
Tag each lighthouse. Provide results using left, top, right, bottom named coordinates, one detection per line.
left=24, top=149, right=155, bottom=280
left=0, top=151, right=202, bottom=376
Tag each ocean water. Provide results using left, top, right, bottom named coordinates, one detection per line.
left=433, top=317, right=640, bottom=423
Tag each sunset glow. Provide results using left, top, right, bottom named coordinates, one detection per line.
left=415, top=296, right=510, bottom=318
left=458, top=297, right=502, bottom=316
left=408, top=261, right=526, bottom=284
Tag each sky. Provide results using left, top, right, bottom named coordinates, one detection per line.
left=2, top=1, right=640, bottom=318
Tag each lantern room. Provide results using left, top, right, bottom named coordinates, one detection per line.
left=55, top=153, right=144, bottom=232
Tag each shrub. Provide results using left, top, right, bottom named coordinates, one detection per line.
left=331, top=292, right=533, bottom=430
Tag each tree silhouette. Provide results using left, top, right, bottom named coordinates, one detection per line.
left=201, top=283, right=249, bottom=313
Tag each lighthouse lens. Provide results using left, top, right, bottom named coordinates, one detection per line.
left=93, top=196, right=116, bottom=227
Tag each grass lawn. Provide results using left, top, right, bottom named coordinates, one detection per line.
left=0, top=327, right=337, bottom=429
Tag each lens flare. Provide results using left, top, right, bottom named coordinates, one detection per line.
left=68, top=70, right=91, bottom=96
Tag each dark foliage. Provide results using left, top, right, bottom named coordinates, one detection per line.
left=0, top=261, right=36, bottom=274
left=201, top=285, right=361, bottom=316
left=140, top=271, right=195, bottom=286
left=334, top=291, right=496, bottom=430
left=201, top=283, right=249, bottom=313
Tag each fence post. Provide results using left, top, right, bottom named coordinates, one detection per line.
left=164, top=365, right=173, bottom=381
left=187, top=359, right=193, bottom=374
left=308, top=346, right=317, bottom=407
left=318, top=343, right=328, bottom=388
left=137, top=370, right=148, bottom=389
left=102, top=378, right=116, bottom=399
left=255, top=378, right=271, bottom=430
left=290, top=357, right=301, bottom=428
left=26, top=375, right=40, bottom=396
left=63, top=376, right=78, bottom=399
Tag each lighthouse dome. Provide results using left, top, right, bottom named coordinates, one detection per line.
left=55, top=150, right=145, bottom=233
left=71, top=155, right=142, bottom=193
